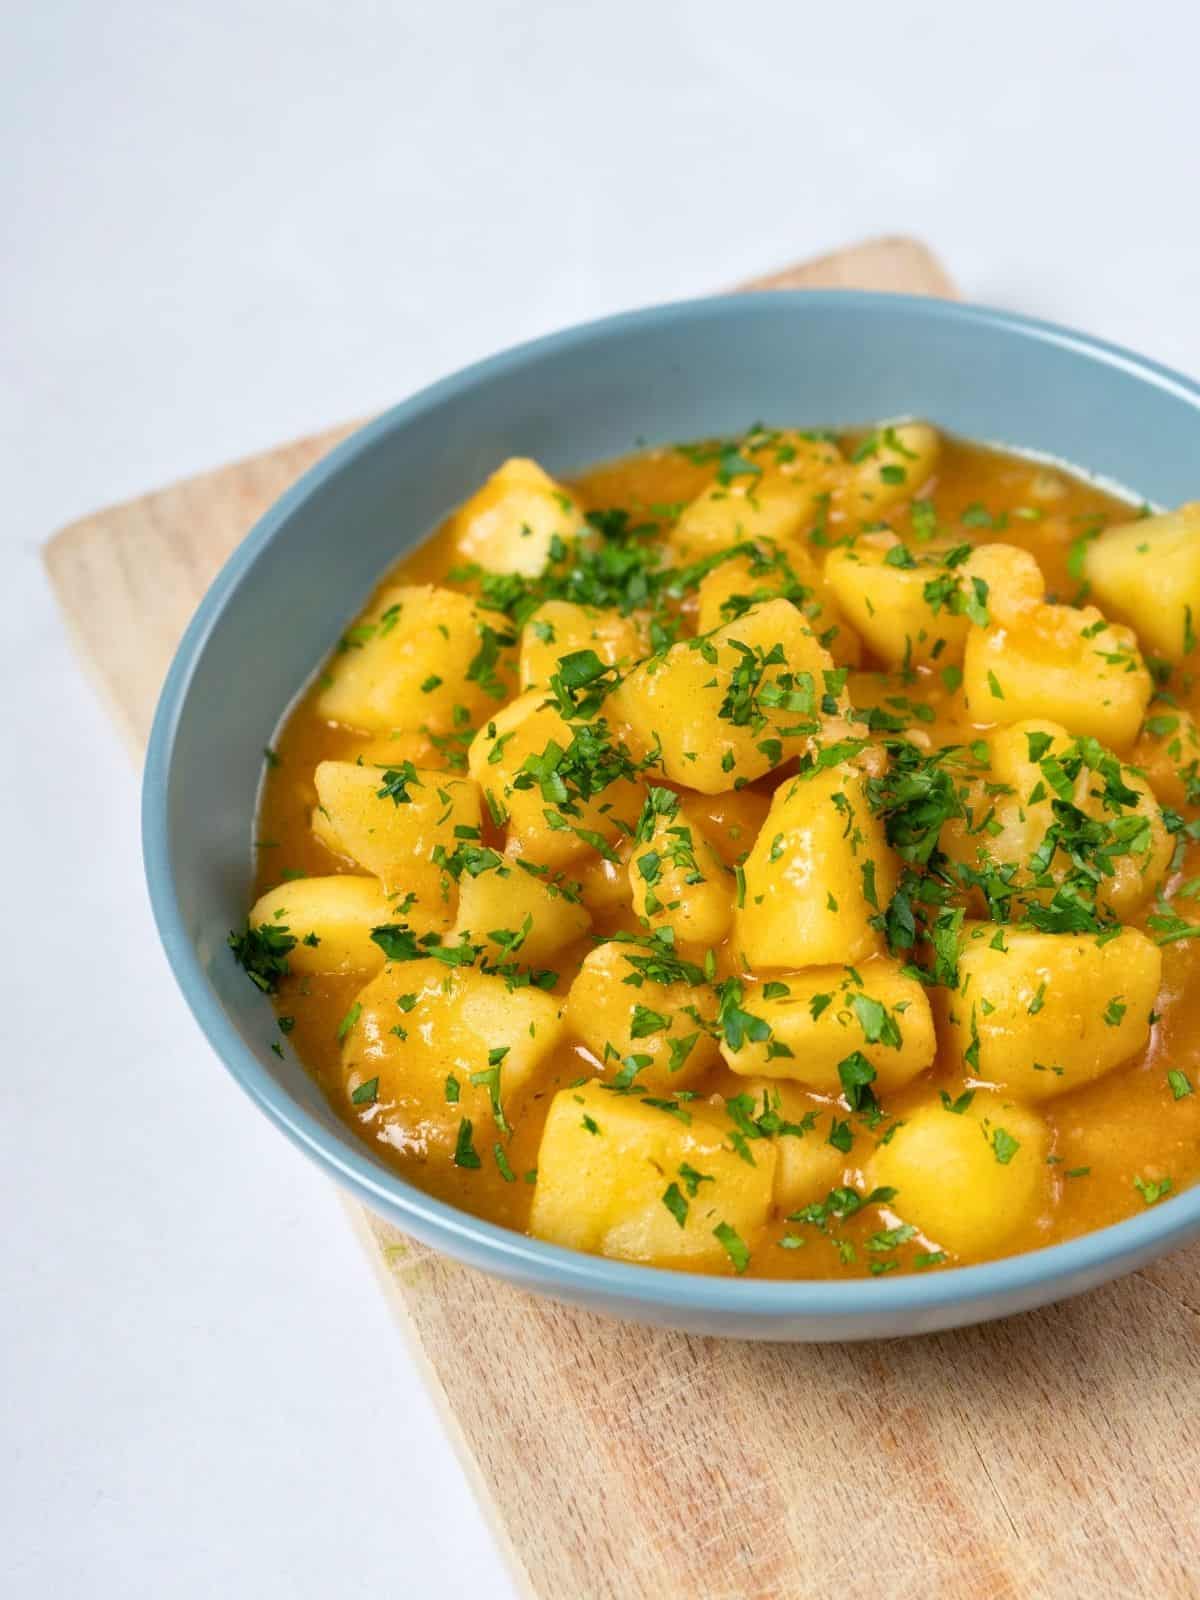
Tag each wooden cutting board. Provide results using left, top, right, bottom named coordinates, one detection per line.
left=45, top=237, right=1200, bottom=1600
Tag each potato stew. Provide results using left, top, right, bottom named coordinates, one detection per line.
left=234, top=424, right=1200, bottom=1278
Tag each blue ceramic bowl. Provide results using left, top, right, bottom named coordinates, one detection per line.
left=144, top=290, right=1200, bottom=1340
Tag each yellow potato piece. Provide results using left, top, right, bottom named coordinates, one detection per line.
left=247, top=876, right=397, bottom=977
left=963, top=601, right=1151, bottom=750
left=685, top=788, right=772, bottom=865
left=518, top=600, right=644, bottom=692
left=825, top=535, right=1043, bottom=671
left=841, top=422, right=941, bottom=523
left=468, top=691, right=643, bottom=870
left=312, top=762, right=480, bottom=916
left=940, top=720, right=1171, bottom=920
left=694, top=546, right=862, bottom=668
left=720, top=961, right=935, bottom=1095
left=608, top=598, right=838, bottom=794
left=1132, top=707, right=1200, bottom=812
left=450, top=457, right=587, bottom=577
left=342, top=959, right=565, bottom=1163
left=629, top=790, right=733, bottom=949
left=735, top=764, right=898, bottom=969
left=825, top=534, right=972, bottom=669
left=734, top=1079, right=849, bottom=1214
left=866, top=1091, right=1049, bottom=1258
left=670, top=433, right=843, bottom=562
left=1084, top=502, right=1200, bottom=665
left=964, top=541, right=1046, bottom=624
left=452, top=853, right=591, bottom=965
left=317, top=585, right=516, bottom=735
left=945, top=923, right=1161, bottom=1100
left=530, top=1080, right=775, bottom=1270
left=566, top=939, right=720, bottom=1092
left=575, top=848, right=634, bottom=913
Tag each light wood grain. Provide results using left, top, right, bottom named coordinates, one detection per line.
left=44, top=235, right=1200, bottom=1600
left=738, top=234, right=961, bottom=299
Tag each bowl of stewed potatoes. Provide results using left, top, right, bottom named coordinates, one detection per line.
left=144, top=290, right=1200, bottom=1338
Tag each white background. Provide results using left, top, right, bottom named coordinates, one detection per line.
left=4, top=3, right=1199, bottom=1596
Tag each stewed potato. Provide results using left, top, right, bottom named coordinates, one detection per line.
left=245, top=877, right=397, bottom=977
left=312, top=761, right=481, bottom=920
left=530, top=1081, right=776, bottom=1269
left=719, top=961, right=936, bottom=1095
left=317, top=585, right=517, bottom=734
left=866, top=1093, right=1050, bottom=1258
left=1084, top=502, right=1200, bottom=665
left=735, top=764, right=897, bottom=969
left=944, top=923, right=1161, bottom=1101
left=607, top=598, right=842, bottom=794
left=451, top=457, right=588, bottom=577
left=565, top=940, right=720, bottom=1092
left=342, top=958, right=565, bottom=1165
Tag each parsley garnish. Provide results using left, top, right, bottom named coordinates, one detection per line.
left=229, top=922, right=296, bottom=994
left=712, top=1221, right=751, bottom=1273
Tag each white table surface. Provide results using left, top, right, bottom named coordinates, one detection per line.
left=4, top=2, right=1199, bottom=1594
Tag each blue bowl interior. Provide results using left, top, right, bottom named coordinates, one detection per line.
left=146, top=292, right=1200, bottom=1335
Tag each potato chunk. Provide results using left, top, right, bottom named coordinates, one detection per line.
left=608, top=598, right=839, bottom=794
left=342, top=959, right=565, bottom=1162
left=694, top=545, right=862, bottom=668
left=964, top=541, right=1047, bottom=623
left=468, top=692, right=643, bottom=869
left=629, top=789, right=733, bottom=949
left=450, top=457, right=587, bottom=577
left=841, top=422, right=941, bottom=523
left=825, top=535, right=1043, bottom=670
left=1084, top=502, right=1200, bottom=665
left=670, top=433, right=843, bottom=562
left=945, top=923, right=1161, bottom=1100
left=673, top=482, right=821, bottom=563
left=317, top=585, right=516, bottom=735
left=826, top=534, right=971, bottom=669
left=247, top=876, right=396, bottom=976
left=963, top=601, right=1151, bottom=750
left=530, top=1080, right=775, bottom=1270
left=312, top=762, right=480, bottom=918
left=452, top=853, right=591, bottom=965
left=720, top=961, right=935, bottom=1095
left=576, top=848, right=634, bottom=913
left=519, top=600, right=644, bottom=691
left=566, top=939, right=720, bottom=1091
left=733, top=1081, right=848, bottom=1213
left=866, top=1092, right=1049, bottom=1258
left=735, top=765, right=898, bottom=969
left=940, top=720, right=1171, bottom=920
left=1132, top=707, right=1200, bottom=812
left=686, top=789, right=772, bottom=865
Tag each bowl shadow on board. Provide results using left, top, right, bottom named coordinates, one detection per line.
left=145, top=288, right=1200, bottom=1341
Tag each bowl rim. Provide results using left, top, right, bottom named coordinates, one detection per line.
left=143, top=288, right=1200, bottom=1321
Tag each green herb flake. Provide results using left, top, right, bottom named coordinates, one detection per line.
left=453, top=1118, right=483, bottom=1169
left=712, top=1221, right=751, bottom=1274
left=662, top=1183, right=688, bottom=1228
left=1133, top=1174, right=1172, bottom=1206
left=337, top=1001, right=363, bottom=1042
left=990, top=1126, right=1020, bottom=1165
